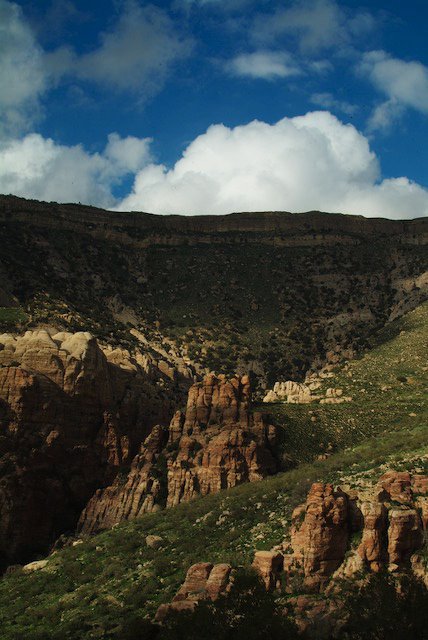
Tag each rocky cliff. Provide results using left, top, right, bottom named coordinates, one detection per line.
left=78, top=373, right=278, bottom=534
left=0, top=330, right=180, bottom=568
left=0, top=195, right=427, bottom=389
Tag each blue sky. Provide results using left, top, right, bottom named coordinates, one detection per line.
left=1, top=0, right=428, bottom=218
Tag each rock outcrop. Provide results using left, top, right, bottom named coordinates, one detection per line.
left=155, top=562, right=232, bottom=621
left=0, top=330, right=177, bottom=568
left=286, top=483, right=350, bottom=591
left=252, top=471, right=427, bottom=595
left=252, top=550, right=283, bottom=590
left=79, top=374, right=278, bottom=534
left=263, top=380, right=352, bottom=404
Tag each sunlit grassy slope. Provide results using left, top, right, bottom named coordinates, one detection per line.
left=0, top=304, right=426, bottom=640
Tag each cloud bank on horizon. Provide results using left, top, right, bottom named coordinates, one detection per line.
left=1, top=0, right=428, bottom=219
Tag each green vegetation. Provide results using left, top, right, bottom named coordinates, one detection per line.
left=0, top=211, right=426, bottom=638
left=0, top=301, right=427, bottom=639
left=265, top=302, right=428, bottom=466
left=160, top=569, right=299, bottom=640
left=341, top=572, right=428, bottom=639
left=0, top=218, right=426, bottom=388
left=0, top=420, right=425, bottom=639
left=0, top=306, right=27, bottom=332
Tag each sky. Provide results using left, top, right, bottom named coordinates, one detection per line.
left=1, top=0, right=428, bottom=218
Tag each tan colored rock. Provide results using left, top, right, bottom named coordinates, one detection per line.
left=378, top=471, right=413, bottom=503
left=357, top=501, right=387, bottom=571
left=205, top=563, right=232, bottom=599
left=145, top=535, right=163, bottom=549
left=387, top=508, right=423, bottom=567
left=22, top=559, right=49, bottom=573
left=155, top=562, right=232, bottom=622
left=252, top=550, right=283, bottom=590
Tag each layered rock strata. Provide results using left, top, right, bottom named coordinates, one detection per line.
left=78, top=374, right=278, bottom=534
left=0, top=330, right=177, bottom=568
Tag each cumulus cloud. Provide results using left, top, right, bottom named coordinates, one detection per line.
left=360, top=50, right=428, bottom=115
left=56, top=1, right=193, bottom=95
left=251, top=0, right=375, bottom=54
left=116, top=111, right=428, bottom=219
left=226, top=51, right=301, bottom=80
left=0, top=0, right=47, bottom=134
left=0, top=132, right=151, bottom=207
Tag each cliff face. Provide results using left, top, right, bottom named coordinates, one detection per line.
left=0, top=195, right=427, bottom=389
left=78, top=374, right=278, bottom=534
left=0, top=330, right=178, bottom=568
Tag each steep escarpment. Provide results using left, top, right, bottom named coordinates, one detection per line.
left=0, top=195, right=427, bottom=388
left=0, top=330, right=182, bottom=568
left=78, top=374, right=278, bottom=534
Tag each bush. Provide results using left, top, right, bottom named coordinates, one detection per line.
left=342, top=571, right=428, bottom=640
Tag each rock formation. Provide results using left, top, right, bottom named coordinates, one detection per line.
left=79, top=374, right=278, bottom=534
left=252, top=550, right=283, bottom=590
left=0, top=330, right=177, bottom=568
left=155, top=562, right=232, bottom=621
left=252, top=471, right=427, bottom=595
left=263, top=380, right=352, bottom=404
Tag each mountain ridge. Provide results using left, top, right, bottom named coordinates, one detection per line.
left=1, top=195, right=427, bottom=242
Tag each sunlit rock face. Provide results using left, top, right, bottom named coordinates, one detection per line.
left=78, top=374, right=279, bottom=534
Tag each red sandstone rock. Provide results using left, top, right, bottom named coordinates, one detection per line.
left=78, top=426, right=167, bottom=534
left=79, top=374, right=278, bottom=534
left=387, top=508, right=423, bottom=567
left=281, top=473, right=427, bottom=593
left=378, top=471, right=413, bottom=503
left=0, top=330, right=175, bottom=567
left=252, top=550, right=283, bottom=590
left=290, top=483, right=350, bottom=591
left=357, top=501, right=387, bottom=571
left=155, top=562, right=232, bottom=622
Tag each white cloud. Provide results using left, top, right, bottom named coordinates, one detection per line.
left=360, top=50, right=428, bottom=114
left=226, top=51, right=301, bottom=80
left=367, top=99, right=404, bottom=133
left=0, top=132, right=151, bottom=207
left=69, top=2, right=193, bottom=95
left=311, top=92, right=357, bottom=115
left=0, top=0, right=193, bottom=136
left=252, top=0, right=375, bottom=54
left=116, top=111, right=428, bottom=219
left=0, top=0, right=47, bottom=134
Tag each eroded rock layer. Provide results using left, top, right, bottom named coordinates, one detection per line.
left=78, top=374, right=278, bottom=534
left=0, top=330, right=177, bottom=568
